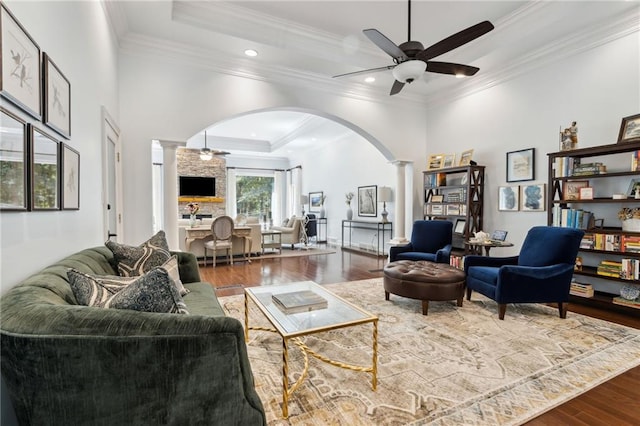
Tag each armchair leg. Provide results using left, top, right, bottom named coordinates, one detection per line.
left=558, top=302, right=567, bottom=319
left=498, top=304, right=507, bottom=320
left=466, top=287, right=472, bottom=301
left=385, top=291, right=390, bottom=301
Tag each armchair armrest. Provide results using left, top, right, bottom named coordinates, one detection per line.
left=389, top=243, right=414, bottom=262
left=434, top=244, right=452, bottom=264
left=496, top=263, right=576, bottom=303
left=464, top=255, right=519, bottom=273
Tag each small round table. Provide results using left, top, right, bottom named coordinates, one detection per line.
left=465, top=240, right=514, bottom=256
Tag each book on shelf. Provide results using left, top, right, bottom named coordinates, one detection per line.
left=612, top=296, right=640, bottom=309
left=271, top=290, right=328, bottom=314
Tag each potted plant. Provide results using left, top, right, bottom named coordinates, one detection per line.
left=618, top=207, right=640, bottom=232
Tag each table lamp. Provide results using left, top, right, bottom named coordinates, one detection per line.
left=300, top=194, right=309, bottom=216
left=378, top=186, right=392, bottom=223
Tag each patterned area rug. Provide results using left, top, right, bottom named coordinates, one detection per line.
left=221, top=279, right=640, bottom=425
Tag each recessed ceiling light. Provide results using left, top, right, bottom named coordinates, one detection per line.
left=455, top=73, right=465, bottom=79
left=244, top=49, right=258, bottom=57
left=364, top=76, right=375, bottom=83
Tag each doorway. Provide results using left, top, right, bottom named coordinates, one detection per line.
left=102, top=108, right=123, bottom=242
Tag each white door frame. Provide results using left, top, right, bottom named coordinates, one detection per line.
left=102, top=107, right=123, bottom=242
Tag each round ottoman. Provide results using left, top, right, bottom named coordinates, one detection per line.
left=383, top=260, right=466, bottom=315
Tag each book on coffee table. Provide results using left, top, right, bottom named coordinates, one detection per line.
left=272, top=290, right=328, bottom=314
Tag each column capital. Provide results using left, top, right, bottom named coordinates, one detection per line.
left=158, top=140, right=186, bottom=150
left=391, top=160, right=413, bottom=167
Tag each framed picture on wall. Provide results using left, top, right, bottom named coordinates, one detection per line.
left=43, top=53, right=71, bottom=138
left=30, top=125, right=60, bottom=210
left=0, top=107, right=29, bottom=211
left=358, top=185, right=377, bottom=217
left=0, top=3, right=42, bottom=119
left=309, top=191, right=323, bottom=212
left=61, top=143, right=79, bottom=210
left=498, top=186, right=519, bottom=211
left=506, top=148, right=535, bottom=182
left=520, top=183, right=545, bottom=212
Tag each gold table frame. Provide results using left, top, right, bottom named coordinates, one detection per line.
left=244, top=281, right=378, bottom=418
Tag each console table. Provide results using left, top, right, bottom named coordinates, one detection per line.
left=341, top=220, right=392, bottom=257
left=184, top=225, right=252, bottom=263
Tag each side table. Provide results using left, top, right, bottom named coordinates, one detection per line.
left=261, top=229, right=282, bottom=254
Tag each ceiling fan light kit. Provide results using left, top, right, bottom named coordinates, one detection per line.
left=392, top=60, right=426, bottom=84
left=333, top=0, right=494, bottom=95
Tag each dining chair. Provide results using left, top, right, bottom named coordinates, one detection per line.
left=204, top=215, right=235, bottom=267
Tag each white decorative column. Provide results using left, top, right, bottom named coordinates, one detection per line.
left=159, top=140, right=186, bottom=250
left=390, top=160, right=411, bottom=245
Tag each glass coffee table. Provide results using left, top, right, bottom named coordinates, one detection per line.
left=244, top=281, right=378, bottom=418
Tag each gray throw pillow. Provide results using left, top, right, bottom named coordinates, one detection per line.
left=100, top=269, right=189, bottom=314
left=67, top=269, right=136, bottom=306
left=105, top=230, right=171, bottom=277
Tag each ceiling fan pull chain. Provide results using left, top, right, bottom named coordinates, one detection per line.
left=407, top=0, right=411, bottom=41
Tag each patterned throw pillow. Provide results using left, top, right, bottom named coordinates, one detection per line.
left=160, top=256, right=190, bottom=296
left=68, top=268, right=188, bottom=314
left=105, top=230, right=171, bottom=277
left=68, top=270, right=136, bottom=306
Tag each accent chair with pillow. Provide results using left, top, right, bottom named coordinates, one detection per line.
left=271, top=216, right=304, bottom=249
left=389, top=220, right=453, bottom=263
left=0, top=231, right=266, bottom=424
left=464, top=226, right=585, bottom=320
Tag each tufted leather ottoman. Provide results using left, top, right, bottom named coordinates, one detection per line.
left=383, top=260, right=466, bottom=315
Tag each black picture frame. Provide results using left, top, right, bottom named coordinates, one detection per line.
left=30, top=124, right=59, bottom=210
left=309, top=191, right=323, bottom=213
left=506, top=148, right=535, bottom=182
left=358, top=185, right=377, bottom=217
left=454, top=218, right=466, bottom=234
left=0, top=3, right=42, bottom=119
left=0, top=106, right=29, bottom=211
left=43, top=53, right=71, bottom=138
left=617, top=113, right=640, bottom=144
left=61, top=143, right=79, bottom=210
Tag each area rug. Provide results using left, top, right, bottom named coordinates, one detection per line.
left=255, top=247, right=336, bottom=260
left=221, top=278, right=640, bottom=425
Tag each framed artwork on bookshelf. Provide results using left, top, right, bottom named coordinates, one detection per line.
left=498, top=186, right=519, bottom=211
left=617, top=113, right=640, bottom=144
left=454, top=218, right=466, bottom=234
left=506, top=148, right=535, bottom=182
left=459, top=149, right=473, bottom=166
left=442, top=154, right=456, bottom=168
left=563, top=181, right=589, bottom=200
left=427, top=154, right=444, bottom=170
left=626, top=178, right=640, bottom=198
left=579, top=187, right=594, bottom=200
left=520, top=183, right=545, bottom=212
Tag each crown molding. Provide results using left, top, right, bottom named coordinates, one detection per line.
left=425, top=7, right=640, bottom=108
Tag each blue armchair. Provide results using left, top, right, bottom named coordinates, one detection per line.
left=389, top=220, right=452, bottom=263
left=464, top=226, right=584, bottom=320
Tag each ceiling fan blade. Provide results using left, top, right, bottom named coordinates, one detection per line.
left=426, top=61, right=479, bottom=76
left=416, top=21, right=494, bottom=62
left=390, top=80, right=405, bottom=96
left=363, top=29, right=408, bottom=62
left=333, top=65, right=395, bottom=79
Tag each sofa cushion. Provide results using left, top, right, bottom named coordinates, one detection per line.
left=106, top=230, right=171, bottom=277
left=67, top=269, right=135, bottom=306
left=286, top=216, right=296, bottom=227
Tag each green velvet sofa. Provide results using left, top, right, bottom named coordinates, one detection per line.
left=0, top=246, right=266, bottom=425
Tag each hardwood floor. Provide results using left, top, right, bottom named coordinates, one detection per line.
left=199, top=247, right=640, bottom=425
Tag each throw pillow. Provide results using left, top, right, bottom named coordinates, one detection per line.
left=68, top=269, right=136, bottom=306
left=100, top=269, right=189, bottom=314
left=286, top=216, right=296, bottom=228
left=160, top=256, right=189, bottom=296
left=105, top=230, right=171, bottom=277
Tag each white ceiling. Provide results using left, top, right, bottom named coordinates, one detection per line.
left=110, top=1, right=639, bottom=158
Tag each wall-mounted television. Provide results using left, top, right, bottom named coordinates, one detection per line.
left=179, top=176, right=216, bottom=197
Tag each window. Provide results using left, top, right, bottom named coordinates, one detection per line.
left=236, top=175, right=274, bottom=220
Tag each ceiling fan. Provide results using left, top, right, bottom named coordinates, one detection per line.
left=200, top=131, right=230, bottom=160
left=333, top=0, right=494, bottom=95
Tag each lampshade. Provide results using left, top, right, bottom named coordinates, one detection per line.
left=392, top=60, right=426, bottom=84
left=378, top=186, right=392, bottom=202
left=300, top=195, right=309, bottom=204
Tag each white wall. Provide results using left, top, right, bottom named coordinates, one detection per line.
left=118, top=52, right=428, bottom=248
left=0, top=1, right=119, bottom=289
left=0, top=2, right=120, bottom=423
left=425, top=31, right=640, bottom=256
